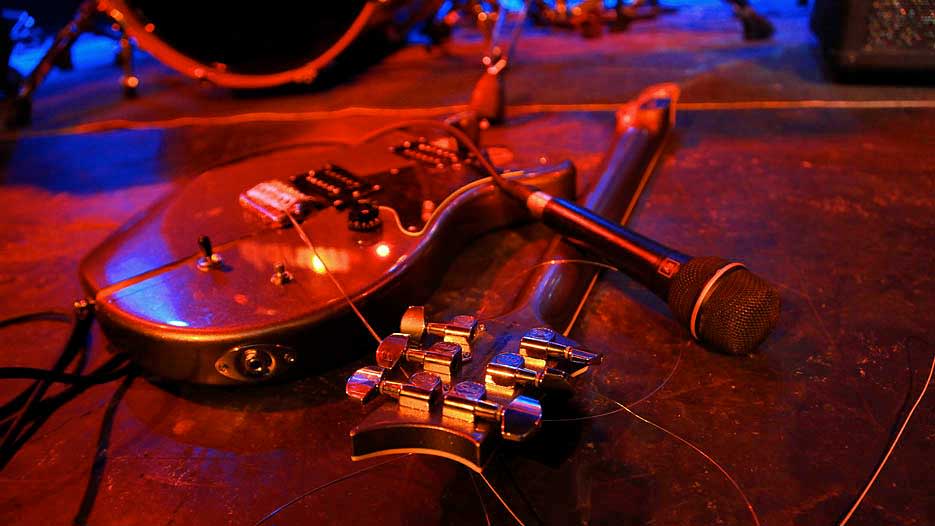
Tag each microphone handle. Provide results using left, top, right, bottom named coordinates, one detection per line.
left=532, top=193, right=689, bottom=299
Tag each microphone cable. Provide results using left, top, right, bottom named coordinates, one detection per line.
left=0, top=302, right=132, bottom=470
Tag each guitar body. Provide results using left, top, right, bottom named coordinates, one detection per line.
left=79, top=132, right=576, bottom=385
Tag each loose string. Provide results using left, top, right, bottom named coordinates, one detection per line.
left=469, top=470, right=493, bottom=526
left=252, top=455, right=411, bottom=526
left=616, top=400, right=762, bottom=526
left=837, top=348, right=935, bottom=526
left=543, top=343, right=684, bottom=423
left=506, top=258, right=756, bottom=524
left=478, top=469, right=526, bottom=526
left=285, top=212, right=382, bottom=344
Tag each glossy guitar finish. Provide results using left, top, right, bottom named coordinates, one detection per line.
left=348, top=85, right=679, bottom=471
left=79, top=133, right=576, bottom=384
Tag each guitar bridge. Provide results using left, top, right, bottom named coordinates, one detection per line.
left=238, top=180, right=323, bottom=227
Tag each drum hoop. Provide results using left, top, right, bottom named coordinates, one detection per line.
left=101, top=0, right=378, bottom=88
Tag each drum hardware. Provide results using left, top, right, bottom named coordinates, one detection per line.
left=529, top=0, right=773, bottom=41
left=115, top=20, right=138, bottom=97
left=3, top=0, right=145, bottom=127
left=5, top=0, right=447, bottom=128
left=465, top=0, right=531, bottom=125
left=729, top=0, right=776, bottom=41
left=5, top=0, right=98, bottom=128
left=423, top=1, right=505, bottom=48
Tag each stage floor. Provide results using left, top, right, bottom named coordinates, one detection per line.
left=1, top=2, right=933, bottom=525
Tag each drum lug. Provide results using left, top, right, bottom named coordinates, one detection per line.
left=294, top=70, right=318, bottom=84
left=115, top=20, right=139, bottom=98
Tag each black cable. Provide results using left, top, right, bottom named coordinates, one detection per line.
left=0, top=363, right=133, bottom=384
left=73, top=370, right=137, bottom=526
left=0, top=305, right=95, bottom=469
left=0, top=310, right=72, bottom=329
left=0, top=309, right=81, bottom=422
left=0, top=354, right=130, bottom=429
left=0, top=355, right=132, bottom=470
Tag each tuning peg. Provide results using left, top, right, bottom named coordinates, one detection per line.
left=484, top=353, right=570, bottom=396
left=346, top=366, right=388, bottom=404
left=400, top=306, right=428, bottom=340
left=375, top=334, right=411, bottom=369
left=500, top=396, right=545, bottom=442
left=406, top=342, right=463, bottom=379
left=443, top=381, right=543, bottom=442
left=399, top=306, right=478, bottom=361
left=375, top=334, right=463, bottom=379
left=346, top=366, right=443, bottom=412
left=519, top=327, right=602, bottom=369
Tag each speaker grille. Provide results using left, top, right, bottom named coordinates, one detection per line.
left=668, top=257, right=781, bottom=355
left=866, top=0, right=935, bottom=51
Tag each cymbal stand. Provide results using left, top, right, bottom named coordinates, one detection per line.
left=4, top=0, right=138, bottom=128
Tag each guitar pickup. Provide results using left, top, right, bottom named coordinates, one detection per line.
left=238, top=180, right=324, bottom=227
left=291, top=164, right=379, bottom=208
left=391, top=138, right=468, bottom=169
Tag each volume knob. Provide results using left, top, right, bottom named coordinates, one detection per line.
left=347, top=202, right=382, bottom=232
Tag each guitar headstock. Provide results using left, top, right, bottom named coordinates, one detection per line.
left=347, top=306, right=602, bottom=472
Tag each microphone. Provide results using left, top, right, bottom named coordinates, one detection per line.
left=443, top=81, right=779, bottom=355
left=523, top=190, right=780, bottom=355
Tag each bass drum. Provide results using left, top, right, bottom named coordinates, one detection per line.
left=101, top=0, right=440, bottom=88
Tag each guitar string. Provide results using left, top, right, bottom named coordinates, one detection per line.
left=547, top=259, right=760, bottom=526
left=542, top=343, right=685, bottom=423
left=469, top=470, right=494, bottom=526
left=492, top=258, right=935, bottom=524
left=837, top=346, right=935, bottom=526
left=478, top=469, right=527, bottom=526
left=283, top=122, right=740, bottom=526
left=252, top=454, right=411, bottom=526
left=562, top=274, right=600, bottom=338
left=94, top=104, right=927, bottom=524
left=285, top=211, right=382, bottom=344
left=610, top=399, right=762, bottom=526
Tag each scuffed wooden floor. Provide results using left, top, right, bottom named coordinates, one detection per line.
left=1, top=1, right=933, bottom=524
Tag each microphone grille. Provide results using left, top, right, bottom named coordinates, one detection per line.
left=668, top=257, right=780, bottom=355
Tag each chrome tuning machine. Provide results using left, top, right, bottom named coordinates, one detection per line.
left=374, top=333, right=462, bottom=381
left=484, top=352, right=571, bottom=398
left=399, top=306, right=478, bottom=361
left=443, top=381, right=542, bottom=442
left=345, top=366, right=443, bottom=412
left=519, top=327, right=603, bottom=374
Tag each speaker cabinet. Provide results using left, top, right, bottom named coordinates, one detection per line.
left=811, top=0, right=935, bottom=73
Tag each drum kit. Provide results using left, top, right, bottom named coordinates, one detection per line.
left=4, top=0, right=449, bottom=127
left=3, top=0, right=773, bottom=128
